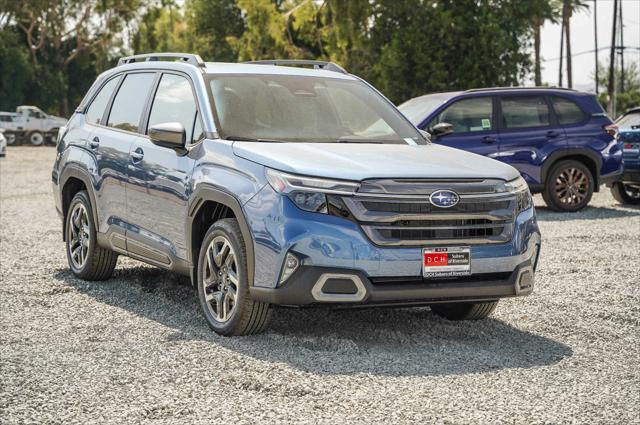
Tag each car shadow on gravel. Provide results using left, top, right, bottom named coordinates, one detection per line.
left=55, top=267, right=572, bottom=377
left=535, top=205, right=640, bottom=222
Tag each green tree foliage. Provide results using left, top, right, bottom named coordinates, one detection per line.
left=0, top=28, right=33, bottom=111
left=0, top=0, right=141, bottom=115
left=0, top=0, right=565, bottom=114
left=595, top=62, right=640, bottom=117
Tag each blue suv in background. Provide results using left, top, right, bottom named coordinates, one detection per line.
left=399, top=88, right=623, bottom=211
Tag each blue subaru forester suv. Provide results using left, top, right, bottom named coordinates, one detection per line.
left=399, top=88, right=623, bottom=212
left=53, top=54, right=540, bottom=335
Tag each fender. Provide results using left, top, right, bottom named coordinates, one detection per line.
left=540, top=148, right=602, bottom=187
left=187, top=184, right=256, bottom=287
left=59, top=163, right=99, bottom=241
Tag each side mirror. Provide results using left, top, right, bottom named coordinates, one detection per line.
left=432, top=122, right=453, bottom=137
left=419, top=129, right=432, bottom=143
left=149, top=122, right=186, bottom=149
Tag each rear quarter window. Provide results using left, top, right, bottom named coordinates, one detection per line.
left=551, top=96, right=585, bottom=125
left=85, top=77, right=120, bottom=125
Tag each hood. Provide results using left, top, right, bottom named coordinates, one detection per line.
left=232, top=142, right=520, bottom=181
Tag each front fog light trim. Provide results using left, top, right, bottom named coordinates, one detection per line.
left=278, top=252, right=300, bottom=286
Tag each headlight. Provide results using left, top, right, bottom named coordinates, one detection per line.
left=505, top=176, right=533, bottom=214
left=266, top=169, right=360, bottom=214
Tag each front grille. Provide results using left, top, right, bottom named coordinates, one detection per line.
left=360, top=200, right=510, bottom=214
left=344, top=179, right=516, bottom=246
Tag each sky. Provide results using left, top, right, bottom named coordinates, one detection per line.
left=540, top=0, right=640, bottom=91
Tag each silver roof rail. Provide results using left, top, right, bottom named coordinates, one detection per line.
left=117, top=53, right=205, bottom=68
left=465, top=86, right=578, bottom=93
left=245, top=59, right=348, bottom=74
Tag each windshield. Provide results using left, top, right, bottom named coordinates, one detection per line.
left=208, top=74, right=423, bottom=144
left=616, top=111, right=640, bottom=129
left=398, top=93, right=456, bottom=125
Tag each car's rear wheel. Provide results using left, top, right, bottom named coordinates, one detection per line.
left=197, top=218, right=271, bottom=336
left=65, top=191, right=118, bottom=280
left=28, top=131, right=44, bottom=146
left=430, top=301, right=498, bottom=320
left=610, top=182, right=640, bottom=205
left=542, top=160, right=594, bottom=212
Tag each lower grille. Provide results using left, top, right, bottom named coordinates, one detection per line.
left=370, top=272, right=512, bottom=285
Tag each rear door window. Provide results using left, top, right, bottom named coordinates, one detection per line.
left=551, top=96, right=585, bottom=125
left=107, top=73, right=156, bottom=133
left=427, top=97, right=494, bottom=133
left=147, top=73, right=200, bottom=143
left=501, top=96, right=550, bottom=129
left=86, top=77, right=120, bottom=125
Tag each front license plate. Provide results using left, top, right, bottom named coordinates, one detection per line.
left=423, top=247, right=471, bottom=278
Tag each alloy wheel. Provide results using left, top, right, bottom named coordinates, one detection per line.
left=202, top=235, right=239, bottom=323
left=555, top=167, right=589, bottom=206
left=67, top=203, right=90, bottom=270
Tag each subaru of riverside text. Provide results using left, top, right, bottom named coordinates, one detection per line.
left=52, top=54, right=540, bottom=336
left=398, top=88, right=623, bottom=212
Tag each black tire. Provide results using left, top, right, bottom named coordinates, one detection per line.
left=542, top=159, right=594, bottom=212
left=197, top=218, right=271, bottom=336
left=65, top=191, right=118, bottom=280
left=610, top=182, right=640, bottom=205
left=28, top=131, right=44, bottom=146
left=430, top=301, right=498, bottom=320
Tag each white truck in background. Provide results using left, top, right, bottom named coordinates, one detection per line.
left=0, top=106, right=67, bottom=146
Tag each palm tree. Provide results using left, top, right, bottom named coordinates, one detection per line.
left=532, top=2, right=560, bottom=86
left=562, top=0, right=589, bottom=88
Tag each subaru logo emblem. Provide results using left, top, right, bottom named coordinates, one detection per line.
left=429, top=190, right=460, bottom=208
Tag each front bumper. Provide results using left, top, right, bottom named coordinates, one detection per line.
left=250, top=259, right=536, bottom=306
left=243, top=184, right=541, bottom=306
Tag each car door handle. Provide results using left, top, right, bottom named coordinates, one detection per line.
left=130, top=148, right=144, bottom=162
left=89, top=137, right=100, bottom=149
left=546, top=130, right=560, bottom=138
left=482, top=136, right=497, bottom=144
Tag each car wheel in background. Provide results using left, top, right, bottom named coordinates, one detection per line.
left=610, top=182, right=640, bottom=205
left=65, top=191, right=118, bottom=280
left=197, top=218, right=271, bottom=336
left=5, top=133, right=16, bottom=145
left=28, top=131, right=44, bottom=146
left=542, top=159, right=594, bottom=212
left=430, top=301, right=498, bottom=320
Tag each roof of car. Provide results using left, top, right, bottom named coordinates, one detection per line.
left=202, top=62, right=354, bottom=79
left=113, top=54, right=354, bottom=80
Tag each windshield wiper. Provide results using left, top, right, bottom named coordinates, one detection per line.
left=225, top=135, right=287, bottom=143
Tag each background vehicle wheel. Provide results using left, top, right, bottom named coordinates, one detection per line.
left=430, top=301, right=498, bottom=320
left=542, top=159, right=594, bottom=212
left=610, top=182, right=640, bottom=205
left=6, top=133, right=16, bottom=145
left=65, top=191, right=118, bottom=280
left=28, top=131, right=44, bottom=146
left=197, top=218, right=271, bottom=336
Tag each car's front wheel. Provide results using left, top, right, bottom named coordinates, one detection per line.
left=65, top=191, right=118, bottom=280
left=197, top=218, right=271, bottom=336
left=542, top=160, right=594, bottom=212
left=430, top=301, right=498, bottom=320
left=610, top=182, right=640, bottom=205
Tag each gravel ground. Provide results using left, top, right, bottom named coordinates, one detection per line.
left=1, top=146, right=639, bottom=424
